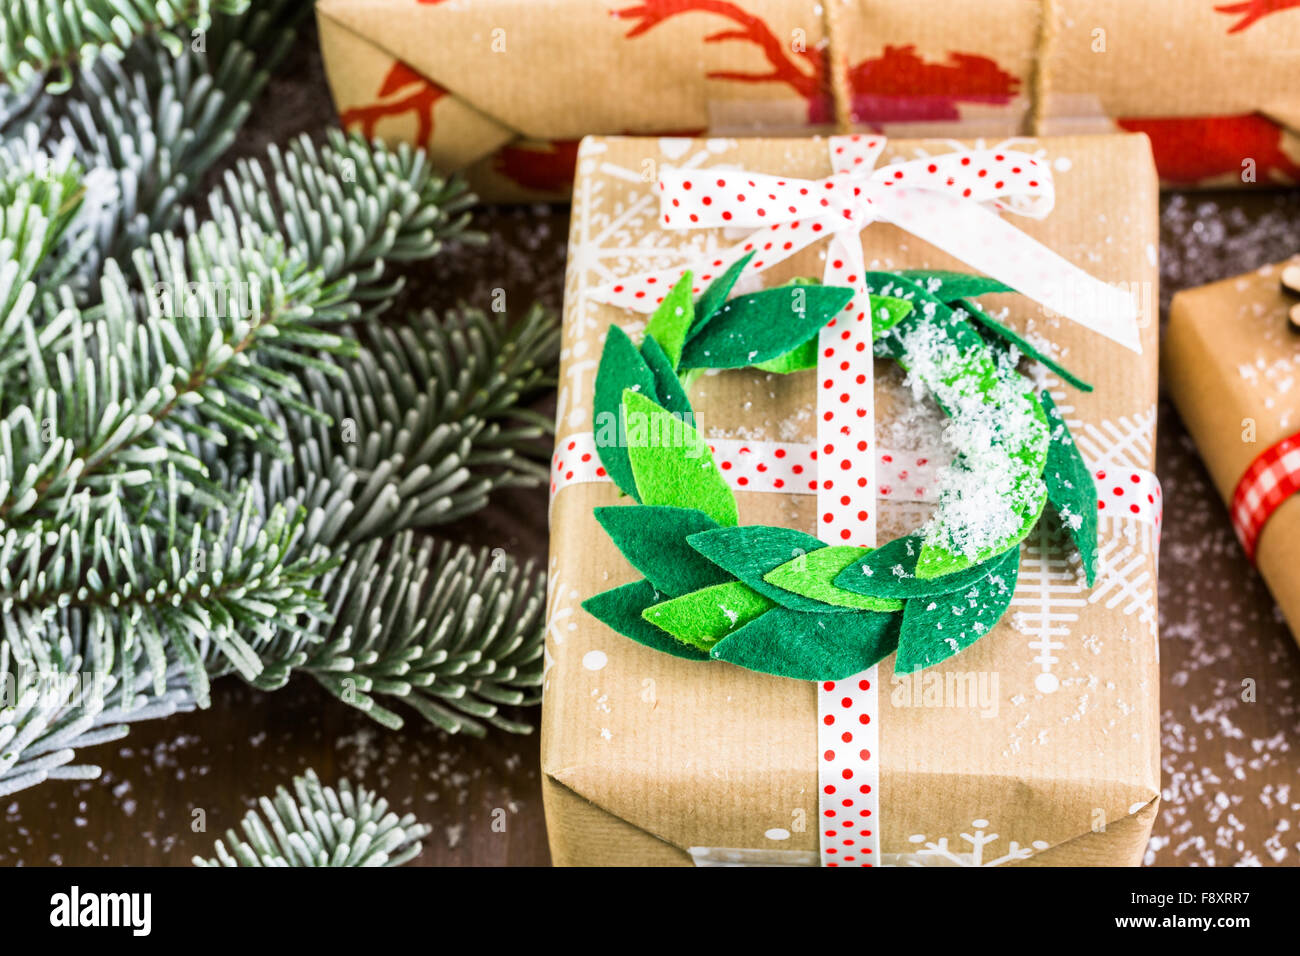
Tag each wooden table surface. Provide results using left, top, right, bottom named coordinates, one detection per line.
left=3, top=32, right=1299, bottom=868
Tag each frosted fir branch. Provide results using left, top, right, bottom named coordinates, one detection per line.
left=0, top=643, right=195, bottom=798
left=1, top=478, right=337, bottom=709
left=0, top=133, right=474, bottom=536
left=0, top=225, right=350, bottom=536
left=0, top=80, right=48, bottom=139
left=56, top=0, right=306, bottom=286
left=199, top=306, right=556, bottom=735
left=232, top=532, right=545, bottom=737
left=234, top=304, right=560, bottom=542
left=193, top=769, right=430, bottom=866
left=197, top=129, right=478, bottom=319
left=0, top=0, right=250, bottom=94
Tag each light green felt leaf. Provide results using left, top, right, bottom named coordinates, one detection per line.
left=687, top=525, right=856, bottom=612
left=955, top=297, right=1094, bottom=393
left=764, top=546, right=902, bottom=611
left=623, top=390, right=738, bottom=527
left=643, top=581, right=776, bottom=652
left=594, top=505, right=732, bottom=597
left=692, top=250, right=755, bottom=334
left=1040, top=390, right=1099, bottom=585
left=644, top=272, right=694, bottom=369
left=710, top=606, right=901, bottom=681
left=833, top=534, right=1000, bottom=599
left=898, top=270, right=1015, bottom=302
left=679, top=285, right=854, bottom=370
left=895, top=544, right=1020, bottom=673
left=592, top=325, right=658, bottom=500
left=640, top=335, right=693, bottom=419
left=753, top=337, right=818, bottom=373
left=869, top=294, right=915, bottom=339
left=582, top=579, right=710, bottom=660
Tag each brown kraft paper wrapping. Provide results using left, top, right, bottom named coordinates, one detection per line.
left=315, top=0, right=1300, bottom=200
left=541, top=133, right=1161, bottom=866
left=1166, top=257, right=1300, bottom=647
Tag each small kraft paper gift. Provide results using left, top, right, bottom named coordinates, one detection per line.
left=315, top=0, right=1300, bottom=200
left=542, top=132, right=1161, bottom=866
left=1166, top=258, right=1300, bottom=646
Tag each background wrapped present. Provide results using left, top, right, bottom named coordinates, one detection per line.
left=1166, top=257, right=1300, bottom=647
left=316, top=0, right=1300, bottom=200
left=542, top=133, right=1161, bottom=866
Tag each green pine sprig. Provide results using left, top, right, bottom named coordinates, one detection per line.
left=0, top=0, right=251, bottom=93
left=193, top=769, right=430, bottom=867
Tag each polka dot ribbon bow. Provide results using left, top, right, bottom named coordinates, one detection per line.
left=591, top=134, right=1142, bottom=354
left=588, top=134, right=1140, bottom=868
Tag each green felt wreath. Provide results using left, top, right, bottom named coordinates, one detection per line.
left=582, top=263, right=1099, bottom=680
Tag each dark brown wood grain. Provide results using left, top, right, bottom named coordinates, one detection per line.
left=3, top=21, right=1298, bottom=868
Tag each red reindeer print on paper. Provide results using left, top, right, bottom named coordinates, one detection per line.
left=340, top=60, right=445, bottom=146
left=1117, top=114, right=1300, bottom=184
left=1214, top=0, right=1300, bottom=32
left=615, top=0, right=1019, bottom=126
left=493, top=140, right=585, bottom=193
left=847, top=45, right=1021, bottom=124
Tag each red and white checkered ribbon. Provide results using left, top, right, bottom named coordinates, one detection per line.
left=586, top=134, right=1141, bottom=868
left=1231, top=430, right=1300, bottom=561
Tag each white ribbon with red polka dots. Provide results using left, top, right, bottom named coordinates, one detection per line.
left=549, top=431, right=1162, bottom=529
left=590, top=135, right=1141, bottom=354
left=585, top=135, right=1142, bottom=867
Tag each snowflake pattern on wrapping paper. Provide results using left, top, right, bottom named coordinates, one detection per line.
left=899, top=818, right=1051, bottom=867
left=1009, top=388, right=1160, bottom=694
left=543, top=555, right=581, bottom=692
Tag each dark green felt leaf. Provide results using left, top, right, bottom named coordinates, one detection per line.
left=687, top=525, right=853, bottom=612
left=955, top=297, right=1094, bottom=393
left=1040, top=390, right=1099, bottom=585
left=895, top=544, right=1020, bottom=673
left=898, top=270, right=1015, bottom=302
left=594, top=505, right=731, bottom=597
left=644, top=272, right=694, bottom=369
left=592, top=325, right=657, bottom=500
left=764, top=546, right=902, bottom=612
left=582, top=579, right=710, bottom=661
left=752, top=294, right=913, bottom=371
left=623, top=390, right=738, bottom=526
left=641, top=335, right=693, bottom=418
left=643, top=581, right=775, bottom=652
left=833, top=534, right=1003, bottom=600
left=691, top=250, right=755, bottom=334
left=710, top=607, right=901, bottom=681
left=867, top=271, right=988, bottom=376
left=679, top=285, right=854, bottom=370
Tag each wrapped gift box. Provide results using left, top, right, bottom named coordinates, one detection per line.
left=316, top=0, right=1300, bottom=200
left=1166, top=258, right=1300, bottom=646
left=541, top=133, right=1161, bottom=866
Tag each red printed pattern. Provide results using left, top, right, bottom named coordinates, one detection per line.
left=1231, top=430, right=1300, bottom=561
